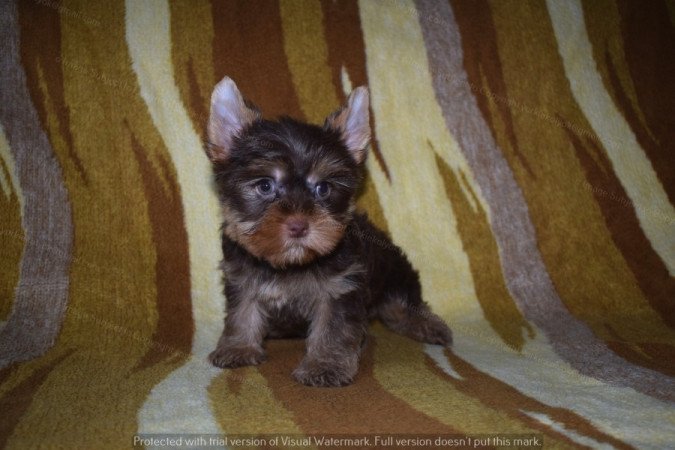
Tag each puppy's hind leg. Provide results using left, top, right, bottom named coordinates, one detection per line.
left=358, top=214, right=451, bottom=345
left=377, top=288, right=452, bottom=346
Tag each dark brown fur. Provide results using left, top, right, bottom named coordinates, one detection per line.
left=206, top=77, right=451, bottom=387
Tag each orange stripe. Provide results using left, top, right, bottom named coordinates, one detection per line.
left=257, top=338, right=462, bottom=434
left=435, top=154, right=532, bottom=350
left=321, top=0, right=391, bottom=181
left=129, top=130, right=193, bottom=371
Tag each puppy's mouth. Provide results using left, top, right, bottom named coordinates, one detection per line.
left=235, top=209, right=346, bottom=268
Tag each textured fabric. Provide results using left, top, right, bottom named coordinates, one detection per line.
left=0, top=0, right=673, bottom=448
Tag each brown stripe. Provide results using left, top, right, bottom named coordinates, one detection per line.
left=371, top=326, right=566, bottom=441
left=320, top=0, right=390, bottom=233
left=606, top=325, right=675, bottom=377
left=567, top=126, right=675, bottom=341
left=129, top=130, right=193, bottom=371
left=431, top=349, right=634, bottom=450
left=0, top=159, right=24, bottom=323
left=0, top=351, right=73, bottom=448
left=170, top=0, right=215, bottom=142
left=581, top=0, right=649, bottom=142
left=211, top=0, right=303, bottom=119
left=18, top=0, right=88, bottom=185
left=415, top=0, right=675, bottom=402
left=616, top=0, right=675, bottom=203
left=449, top=0, right=534, bottom=179
left=0, top=0, right=73, bottom=368
left=321, top=0, right=391, bottom=181
left=257, top=337, right=460, bottom=434
left=434, top=153, right=533, bottom=351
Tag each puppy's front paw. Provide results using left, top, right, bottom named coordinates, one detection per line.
left=292, top=359, right=355, bottom=387
left=209, top=345, right=266, bottom=368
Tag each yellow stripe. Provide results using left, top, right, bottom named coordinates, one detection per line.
left=522, top=411, right=615, bottom=449
left=338, top=66, right=389, bottom=233
left=371, top=326, right=563, bottom=439
left=358, top=0, right=484, bottom=326
left=125, top=0, right=226, bottom=434
left=278, top=0, right=337, bottom=123
left=0, top=126, right=16, bottom=200
left=548, top=0, right=675, bottom=275
left=358, top=3, right=675, bottom=447
left=208, top=367, right=305, bottom=435
left=0, top=123, right=23, bottom=209
left=0, top=121, right=22, bottom=223
left=169, top=0, right=215, bottom=136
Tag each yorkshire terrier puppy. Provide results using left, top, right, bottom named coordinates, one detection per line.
left=206, top=77, right=451, bottom=387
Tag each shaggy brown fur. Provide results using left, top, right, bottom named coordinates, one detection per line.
left=206, top=77, right=451, bottom=387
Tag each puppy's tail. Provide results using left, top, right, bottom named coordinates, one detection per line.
left=377, top=296, right=452, bottom=346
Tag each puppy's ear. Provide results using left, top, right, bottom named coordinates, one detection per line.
left=324, top=86, right=370, bottom=164
left=206, top=77, right=261, bottom=163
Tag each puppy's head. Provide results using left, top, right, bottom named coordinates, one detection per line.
left=206, top=77, right=370, bottom=268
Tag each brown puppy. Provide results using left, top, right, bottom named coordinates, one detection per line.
left=206, top=77, right=451, bottom=387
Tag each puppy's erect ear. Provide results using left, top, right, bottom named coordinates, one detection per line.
left=324, top=86, right=370, bottom=164
left=207, top=77, right=261, bottom=163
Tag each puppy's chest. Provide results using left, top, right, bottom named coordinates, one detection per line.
left=225, top=263, right=362, bottom=313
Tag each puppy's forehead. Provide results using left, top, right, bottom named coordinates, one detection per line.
left=307, top=152, right=348, bottom=180
left=239, top=117, right=350, bottom=181
left=249, top=145, right=344, bottom=182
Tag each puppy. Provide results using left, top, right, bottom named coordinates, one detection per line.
left=206, top=77, right=451, bottom=387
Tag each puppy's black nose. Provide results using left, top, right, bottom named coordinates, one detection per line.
left=286, top=217, right=309, bottom=238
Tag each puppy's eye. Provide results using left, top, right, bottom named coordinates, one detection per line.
left=314, top=181, right=331, bottom=199
left=255, top=178, right=276, bottom=197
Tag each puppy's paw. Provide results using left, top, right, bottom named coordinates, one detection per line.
left=292, top=359, right=355, bottom=387
left=411, top=314, right=453, bottom=346
left=209, top=345, right=266, bottom=368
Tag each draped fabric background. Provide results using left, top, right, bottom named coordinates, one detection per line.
left=1, top=0, right=674, bottom=448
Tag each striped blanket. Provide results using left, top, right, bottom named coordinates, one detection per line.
left=1, top=0, right=674, bottom=448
